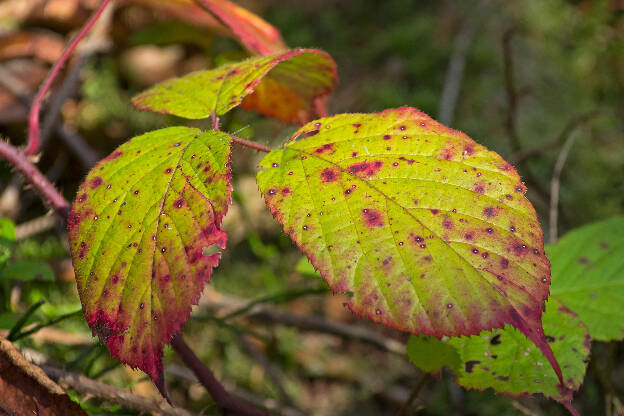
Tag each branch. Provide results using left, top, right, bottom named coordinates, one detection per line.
left=548, top=127, right=579, bottom=244
left=0, top=139, right=70, bottom=220
left=42, top=365, right=194, bottom=416
left=438, top=0, right=490, bottom=125
left=502, top=28, right=521, bottom=153
left=170, top=335, right=269, bottom=416
left=395, top=373, right=431, bottom=416
left=230, top=135, right=272, bottom=153
left=26, top=0, right=112, bottom=155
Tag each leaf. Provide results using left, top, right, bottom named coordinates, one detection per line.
left=0, top=337, right=87, bottom=416
left=407, top=334, right=460, bottom=374
left=0, top=217, right=15, bottom=243
left=131, top=49, right=337, bottom=123
left=548, top=216, right=624, bottom=341
left=195, top=0, right=287, bottom=55
left=3, top=261, right=55, bottom=282
left=256, top=107, right=563, bottom=383
left=448, top=297, right=589, bottom=409
left=68, top=127, right=231, bottom=393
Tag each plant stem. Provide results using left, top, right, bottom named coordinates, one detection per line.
left=170, top=335, right=269, bottom=416
left=230, top=135, right=272, bottom=153
left=395, top=372, right=431, bottom=416
left=26, top=0, right=111, bottom=156
left=0, top=140, right=70, bottom=220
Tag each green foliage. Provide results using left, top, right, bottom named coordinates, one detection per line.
left=67, top=127, right=231, bottom=388
left=407, top=335, right=460, bottom=373
left=131, top=49, right=337, bottom=123
left=548, top=217, right=624, bottom=341
left=2, top=261, right=54, bottom=282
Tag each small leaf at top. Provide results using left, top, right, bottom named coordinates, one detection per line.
left=68, top=127, right=231, bottom=393
left=131, top=49, right=337, bottom=123
left=256, top=107, right=563, bottom=383
left=448, top=297, right=589, bottom=410
left=196, top=0, right=287, bottom=55
left=548, top=216, right=624, bottom=341
left=0, top=218, right=15, bottom=243
left=407, top=334, right=460, bottom=374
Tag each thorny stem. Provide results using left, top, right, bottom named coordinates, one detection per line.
left=171, top=335, right=269, bottom=416
left=26, top=0, right=112, bottom=156
left=0, top=140, right=70, bottom=220
left=230, top=135, right=272, bottom=153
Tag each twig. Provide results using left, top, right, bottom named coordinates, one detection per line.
left=438, top=1, right=490, bottom=125
left=15, top=214, right=58, bottom=240
left=199, top=288, right=406, bottom=356
left=548, top=127, right=580, bottom=244
left=510, top=400, right=540, bottom=416
left=230, top=135, right=272, bottom=153
left=395, top=372, right=431, bottom=416
left=509, top=111, right=599, bottom=165
left=0, top=139, right=70, bottom=220
left=26, top=0, right=112, bottom=155
left=170, top=334, right=269, bottom=416
left=56, top=124, right=100, bottom=168
left=42, top=365, right=194, bottom=416
left=39, top=56, right=86, bottom=149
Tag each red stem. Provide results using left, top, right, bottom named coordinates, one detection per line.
left=171, top=335, right=269, bottom=416
left=26, top=0, right=112, bottom=156
left=0, top=140, right=70, bottom=220
left=230, top=136, right=272, bottom=153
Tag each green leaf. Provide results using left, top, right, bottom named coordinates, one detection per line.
left=2, top=261, right=55, bottom=282
left=407, top=334, right=460, bottom=373
left=68, top=127, right=231, bottom=392
left=0, top=218, right=15, bottom=243
left=448, top=297, right=589, bottom=407
left=548, top=216, right=624, bottom=341
left=131, top=48, right=337, bottom=123
left=256, top=107, right=562, bottom=382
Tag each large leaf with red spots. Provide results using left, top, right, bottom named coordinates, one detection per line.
left=131, top=49, right=337, bottom=124
left=68, top=127, right=231, bottom=394
left=256, top=107, right=563, bottom=383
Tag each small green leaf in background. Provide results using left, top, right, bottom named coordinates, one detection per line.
left=131, top=48, right=337, bottom=123
left=448, top=297, right=589, bottom=409
left=407, top=334, right=460, bottom=374
left=68, top=127, right=232, bottom=393
left=548, top=216, right=624, bottom=341
left=2, top=261, right=55, bottom=282
left=0, top=218, right=15, bottom=266
left=257, top=107, right=561, bottom=381
left=295, top=257, right=319, bottom=278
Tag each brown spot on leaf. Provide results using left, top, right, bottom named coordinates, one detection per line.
left=90, top=177, right=103, bottom=189
left=320, top=168, right=338, bottom=183
left=362, top=209, right=384, bottom=227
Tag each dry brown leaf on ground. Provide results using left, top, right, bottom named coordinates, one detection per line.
left=0, top=337, right=87, bottom=415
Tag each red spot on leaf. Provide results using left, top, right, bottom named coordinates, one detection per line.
left=90, top=177, right=103, bottom=189
left=348, top=161, right=383, bottom=177
left=482, top=206, right=498, bottom=218
left=314, top=143, right=334, bottom=154
left=442, top=218, right=454, bottom=229
left=362, top=209, right=384, bottom=227
left=320, top=168, right=338, bottom=183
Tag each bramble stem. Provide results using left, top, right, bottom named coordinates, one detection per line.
left=230, top=136, right=272, bottom=153
left=170, top=335, right=268, bottom=416
left=0, top=140, right=70, bottom=220
left=26, top=0, right=111, bottom=156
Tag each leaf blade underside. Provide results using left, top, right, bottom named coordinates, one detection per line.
left=131, top=49, right=337, bottom=123
left=548, top=216, right=624, bottom=341
left=257, top=107, right=563, bottom=383
left=68, top=127, right=231, bottom=391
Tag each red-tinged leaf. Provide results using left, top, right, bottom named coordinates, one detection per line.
left=132, top=49, right=337, bottom=124
left=195, top=0, right=287, bottom=55
left=257, top=107, right=563, bottom=384
left=129, top=0, right=226, bottom=33
left=68, top=127, right=231, bottom=393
